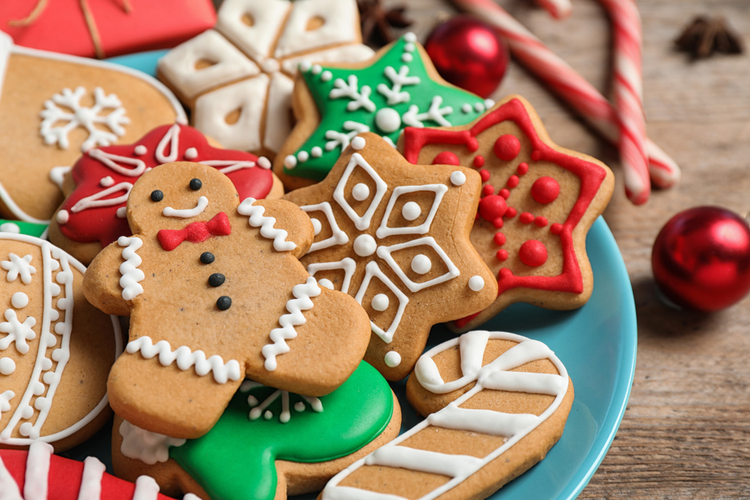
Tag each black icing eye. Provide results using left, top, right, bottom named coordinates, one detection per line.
left=208, top=273, right=225, bottom=287
left=217, top=296, right=232, bottom=310
left=200, top=252, right=215, bottom=264
left=150, top=190, right=164, bottom=202
left=189, top=178, right=202, bottom=191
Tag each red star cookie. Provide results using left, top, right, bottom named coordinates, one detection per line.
left=283, top=133, right=497, bottom=380
left=399, top=95, right=615, bottom=331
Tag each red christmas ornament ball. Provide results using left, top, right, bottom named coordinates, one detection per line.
left=652, top=206, right=750, bottom=312
left=425, top=15, right=509, bottom=98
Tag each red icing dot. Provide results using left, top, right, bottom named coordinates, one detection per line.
left=493, top=218, right=504, bottom=229
left=505, top=207, right=517, bottom=218
left=482, top=184, right=495, bottom=196
left=499, top=188, right=510, bottom=199
left=517, top=162, right=529, bottom=175
left=479, top=169, right=491, bottom=182
left=520, top=212, right=534, bottom=224
left=473, top=155, right=485, bottom=168
left=432, top=151, right=460, bottom=165
left=550, top=223, right=563, bottom=234
left=479, top=195, right=507, bottom=226
left=494, top=232, right=506, bottom=246
left=531, top=176, right=560, bottom=204
left=519, top=240, right=548, bottom=267
left=535, top=216, right=548, bottom=227
left=493, top=134, right=521, bottom=161
left=507, top=175, right=519, bottom=188
left=496, top=249, right=508, bottom=261
left=467, top=138, right=479, bottom=152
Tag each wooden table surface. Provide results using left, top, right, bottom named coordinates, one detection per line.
left=396, top=0, right=750, bottom=497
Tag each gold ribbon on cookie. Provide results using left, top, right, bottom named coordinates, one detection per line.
left=8, top=0, right=133, bottom=59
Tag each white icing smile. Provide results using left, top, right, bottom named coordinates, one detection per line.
left=162, top=196, right=208, bottom=218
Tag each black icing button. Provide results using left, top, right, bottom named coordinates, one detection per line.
left=217, top=296, right=232, bottom=310
left=150, top=190, right=164, bottom=202
left=189, top=178, right=203, bottom=191
left=209, top=273, right=225, bottom=287
left=200, top=252, right=215, bottom=264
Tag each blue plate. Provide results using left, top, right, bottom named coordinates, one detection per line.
left=83, top=53, right=637, bottom=499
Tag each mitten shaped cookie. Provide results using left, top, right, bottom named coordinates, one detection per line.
left=400, top=95, right=615, bottom=331
left=83, top=162, right=371, bottom=438
left=283, top=133, right=497, bottom=380
left=0, top=32, right=185, bottom=223
left=48, top=123, right=283, bottom=265
left=322, top=330, right=574, bottom=500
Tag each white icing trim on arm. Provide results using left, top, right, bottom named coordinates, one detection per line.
left=119, top=419, right=186, bottom=465
left=118, top=236, right=145, bottom=301
left=162, top=196, right=208, bottom=218
left=262, top=277, right=321, bottom=371
left=237, top=198, right=296, bottom=251
left=125, top=336, right=241, bottom=384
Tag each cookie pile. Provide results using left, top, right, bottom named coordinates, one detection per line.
left=0, top=1, right=614, bottom=499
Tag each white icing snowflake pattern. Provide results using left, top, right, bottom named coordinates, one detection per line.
left=241, top=380, right=323, bottom=424
left=40, top=86, right=130, bottom=152
left=303, top=152, right=463, bottom=345
left=324, top=121, right=370, bottom=153
left=1, top=253, right=36, bottom=284
left=0, top=309, right=37, bottom=354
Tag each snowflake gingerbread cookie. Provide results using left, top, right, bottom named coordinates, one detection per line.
left=48, top=123, right=282, bottom=265
left=0, top=32, right=185, bottom=224
left=83, top=162, right=371, bottom=439
left=399, top=95, right=615, bottom=331
left=157, top=0, right=375, bottom=157
left=0, top=233, right=121, bottom=452
left=273, top=32, right=495, bottom=190
left=283, top=133, right=498, bottom=380
left=112, top=361, right=401, bottom=500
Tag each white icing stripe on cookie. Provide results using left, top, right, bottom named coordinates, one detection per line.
left=262, top=277, right=322, bottom=371
left=77, top=456, right=106, bottom=500
left=118, top=236, right=145, bottom=301
left=24, top=442, right=53, bottom=500
left=321, top=330, right=569, bottom=500
left=0, top=182, right=50, bottom=224
left=133, top=476, right=160, bottom=500
left=0, top=449, right=23, bottom=499
left=162, top=196, right=208, bottom=218
left=238, top=198, right=296, bottom=252
left=125, top=337, right=242, bottom=384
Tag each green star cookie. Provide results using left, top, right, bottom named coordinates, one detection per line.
left=273, top=33, right=494, bottom=190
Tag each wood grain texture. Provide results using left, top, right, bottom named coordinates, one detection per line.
left=390, top=0, right=750, bottom=497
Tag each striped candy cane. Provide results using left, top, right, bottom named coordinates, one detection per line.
left=536, top=0, right=572, bottom=19
left=451, top=0, right=681, bottom=203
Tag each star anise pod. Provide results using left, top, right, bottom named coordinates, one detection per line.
left=358, top=0, right=413, bottom=48
left=675, top=15, right=744, bottom=59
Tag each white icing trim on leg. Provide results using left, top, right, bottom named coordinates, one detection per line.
left=262, top=277, right=322, bottom=371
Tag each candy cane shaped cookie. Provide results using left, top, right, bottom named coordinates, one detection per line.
left=321, top=330, right=574, bottom=500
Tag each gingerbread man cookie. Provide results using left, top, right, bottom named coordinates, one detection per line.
left=157, top=0, right=375, bottom=157
left=83, top=162, right=371, bottom=438
left=323, top=330, right=573, bottom=500
left=399, top=95, right=615, bottom=331
left=283, top=133, right=497, bottom=380
left=111, top=361, right=401, bottom=500
left=0, top=32, right=185, bottom=224
left=48, top=123, right=283, bottom=265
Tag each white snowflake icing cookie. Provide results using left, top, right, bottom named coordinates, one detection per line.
left=322, top=330, right=574, bottom=500
left=83, top=162, right=371, bottom=439
left=0, top=233, right=121, bottom=452
left=157, top=0, right=374, bottom=157
left=0, top=32, right=185, bottom=223
left=283, top=133, right=498, bottom=380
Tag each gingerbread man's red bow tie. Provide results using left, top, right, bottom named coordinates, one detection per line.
left=157, top=212, right=232, bottom=251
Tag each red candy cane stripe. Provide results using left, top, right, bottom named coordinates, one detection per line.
left=535, top=0, right=572, bottom=20
left=600, top=0, right=649, bottom=204
left=450, top=0, right=680, bottom=202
